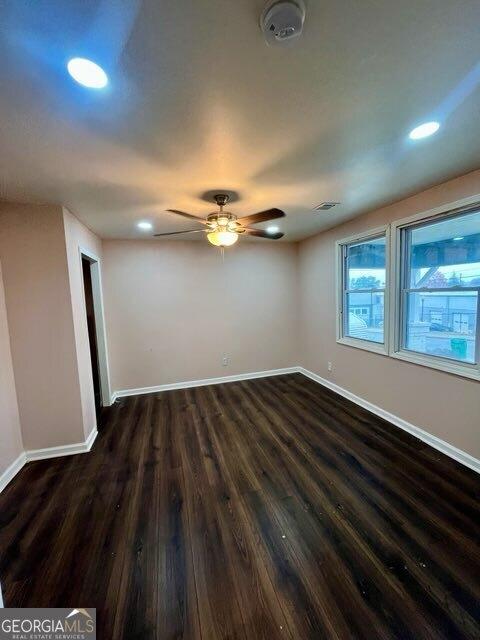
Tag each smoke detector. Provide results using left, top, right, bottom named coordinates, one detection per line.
left=261, top=0, right=306, bottom=45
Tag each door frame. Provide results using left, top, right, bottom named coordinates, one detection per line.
left=79, top=246, right=112, bottom=407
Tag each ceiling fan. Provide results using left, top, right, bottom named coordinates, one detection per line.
left=154, top=194, right=285, bottom=247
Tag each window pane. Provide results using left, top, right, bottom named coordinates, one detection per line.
left=346, top=292, right=384, bottom=343
left=347, top=236, right=386, bottom=290
left=405, top=291, right=478, bottom=364
left=408, top=209, right=480, bottom=288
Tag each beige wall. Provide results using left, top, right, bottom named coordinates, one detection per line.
left=63, top=208, right=103, bottom=440
left=103, top=240, right=299, bottom=391
left=0, top=203, right=85, bottom=449
left=0, top=260, right=23, bottom=478
left=1, top=170, right=478, bottom=468
left=298, top=169, right=480, bottom=459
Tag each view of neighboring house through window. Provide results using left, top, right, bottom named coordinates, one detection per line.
left=400, top=208, right=480, bottom=365
left=342, top=234, right=386, bottom=344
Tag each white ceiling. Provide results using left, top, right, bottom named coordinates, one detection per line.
left=0, top=0, right=479, bottom=241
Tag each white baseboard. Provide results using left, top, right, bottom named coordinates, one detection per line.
left=0, top=452, right=27, bottom=493
left=0, top=429, right=98, bottom=494
left=298, top=367, right=480, bottom=475
left=111, top=367, right=299, bottom=401
left=25, top=428, right=98, bottom=462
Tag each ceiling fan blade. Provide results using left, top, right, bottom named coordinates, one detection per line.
left=154, top=229, right=206, bottom=237
left=244, top=228, right=284, bottom=239
left=166, top=209, right=207, bottom=224
left=237, top=208, right=285, bottom=226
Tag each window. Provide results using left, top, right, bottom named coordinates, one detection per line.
left=397, top=207, right=480, bottom=371
left=337, top=230, right=388, bottom=351
left=336, top=199, right=480, bottom=379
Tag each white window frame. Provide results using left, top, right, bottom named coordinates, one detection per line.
left=389, top=197, right=480, bottom=381
left=336, top=225, right=390, bottom=356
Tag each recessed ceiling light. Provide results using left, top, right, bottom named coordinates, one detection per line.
left=266, top=225, right=280, bottom=234
left=137, top=221, right=153, bottom=231
left=453, top=236, right=464, bottom=241
left=67, top=57, right=108, bottom=89
left=408, top=121, right=440, bottom=140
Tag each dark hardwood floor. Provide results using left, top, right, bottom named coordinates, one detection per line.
left=1, top=373, right=479, bottom=639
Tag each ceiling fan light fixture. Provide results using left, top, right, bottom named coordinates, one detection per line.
left=160, top=195, right=286, bottom=246
left=207, top=230, right=239, bottom=247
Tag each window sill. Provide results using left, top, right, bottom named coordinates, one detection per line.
left=390, top=349, right=480, bottom=381
left=337, top=336, right=388, bottom=356
left=337, top=338, right=480, bottom=380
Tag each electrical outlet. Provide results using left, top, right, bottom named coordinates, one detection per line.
left=327, top=361, right=333, bottom=372
left=222, top=355, right=230, bottom=367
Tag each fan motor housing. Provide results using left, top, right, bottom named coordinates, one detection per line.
left=206, top=211, right=242, bottom=232
left=261, top=0, right=306, bottom=45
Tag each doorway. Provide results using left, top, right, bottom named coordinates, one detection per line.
left=82, top=256, right=102, bottom=420
left=80, top=248, right=111, bottom=426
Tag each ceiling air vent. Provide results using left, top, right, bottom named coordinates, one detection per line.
left=314, top=202, right=340, bottom=211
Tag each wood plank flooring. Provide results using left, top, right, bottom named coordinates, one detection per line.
left=0, top=373, right=479, bottom=639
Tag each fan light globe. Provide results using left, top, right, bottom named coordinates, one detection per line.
left=207, top=231, right=239, bottom=247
